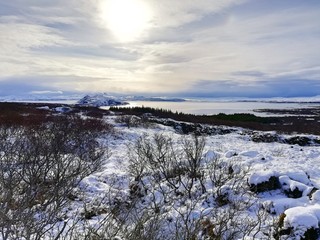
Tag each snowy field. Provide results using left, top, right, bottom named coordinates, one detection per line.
left=63, top=114, right=320, bottom=239
left=1, top=103, right=319, bottom=239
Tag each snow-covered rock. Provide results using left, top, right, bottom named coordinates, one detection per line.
left=311, top=190, right=320, bottom=203
left=225, top=150, right=237, bottom=158
left=286, top=170, right=312, bottom=185
left=279, top=175, right=314, bottom=198
left=55, top=106, right=72, bottom=113
left=283, top=205, right=320, bottom=239
left=264, top=197, right=310, bottom=214
left=249, top=171, right=280, bottom=193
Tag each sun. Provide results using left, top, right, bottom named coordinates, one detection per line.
left=101, top=0, right=152, bottom=42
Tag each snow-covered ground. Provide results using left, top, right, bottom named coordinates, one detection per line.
left=66, top=115, right=320, bottom=239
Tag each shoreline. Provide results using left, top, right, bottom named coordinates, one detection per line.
left=1, top=101, right=319, bottom=135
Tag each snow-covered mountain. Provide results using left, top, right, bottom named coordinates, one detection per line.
left=76, top=93, right=186, bottom=107
left=77, top=94, right=129, bottom=107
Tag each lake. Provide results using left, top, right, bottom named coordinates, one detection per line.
left=15, top=99, right=319, bottom=117
left=104, top=100, right=319, bottom=116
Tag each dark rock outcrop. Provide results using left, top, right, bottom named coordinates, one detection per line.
left=249, top=176, right=281, bottom=193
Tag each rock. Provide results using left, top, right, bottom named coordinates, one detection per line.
left=275, top=213, right=320, bottom=240
left=284, top=187, right=303, bottom=199
left=249, top=173, right=281, bottom=193
left=279, top=175, right=313, bottom=199
left=302, top=228, right=320, bottom=240
left=281, top=205, right=320, bottom=240
left=310, top=189, right=320, bottom=202
left=285, top=136, right=312, bottom=146
left=251, top=132, right=281, bottom=143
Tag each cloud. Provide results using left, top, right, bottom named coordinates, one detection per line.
left=0, top=0, right=319, bottom=97
left=146, top=0, right=247, bottom=29
left=177, top=78, right=320, bottom=98
left=133, top=2, right=320, bottom=95
left=232, top=71, right=266, bottom=77
left=29, top=90, right=63, bottom=95
left=0, top=77, right=57, bottom=96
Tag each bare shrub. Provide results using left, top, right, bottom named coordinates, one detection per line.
left=116, top=115, right=141, bottom=128
left=123, top=133, right=271, bottom=239
left=0, top=115, right=108, bottom=240
left=115, top=114, right=153, bottom=129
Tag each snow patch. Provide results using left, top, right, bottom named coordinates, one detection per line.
left=248, top=170, right=279, bottom=185
left=225, top=150, right=237, bottom=158
left=36, top=106, right=50, bottom=110
left=279, top=175, right=313, bottom=196
left=239, top=150, right=259, bottom=158
left=284, top=205, right=320, bottom=229
left=311, top=190, right=320, bottom=203
left=204, top=150, right=219, bottom=160
left=286, top=170, right=311, bottom=185
left=265, top=197, right=310, bottom=214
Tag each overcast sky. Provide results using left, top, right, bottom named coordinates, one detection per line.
left=0, top=0, right=319, bottom=98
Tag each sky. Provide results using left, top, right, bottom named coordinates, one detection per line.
left=0, top=0, right=319, bottom=98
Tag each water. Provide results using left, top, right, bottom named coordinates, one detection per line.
left=104, top=100, right=319, bottom=116
left=15, top=98, right=319, bottom=117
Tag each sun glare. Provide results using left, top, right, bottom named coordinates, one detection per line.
left=101, top=0, right=152, bottom=42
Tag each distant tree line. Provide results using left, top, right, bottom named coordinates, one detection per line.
left=110, top=106, right=278, bottom=126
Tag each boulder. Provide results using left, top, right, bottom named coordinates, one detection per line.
left=249, top=172, right=281, bottom=193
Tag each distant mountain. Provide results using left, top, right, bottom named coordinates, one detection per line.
left=124, top=96, right=186, bottom=102
left=76, top=94, right=186, bottom=107
left=235, top=95, right=320, bottom=103
left=77, top=94, right=128, bottom=107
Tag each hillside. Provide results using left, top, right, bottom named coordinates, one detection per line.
left=0, top=102, right=319, bottom=239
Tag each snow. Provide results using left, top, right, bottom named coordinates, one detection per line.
left=284, top=205, right=320, bottom=229
left=7, top=113, right=320, bottom=238
left=239, top=150, right=259, bottom=158
left=36, top=106, right=50, bottom=110
left=97, top=118, right=320, bottom=237
left=225, top=150, right=237, bottom=158
left=279, top=175, right=314, bottom=196
left=312, top=190, right=320, bottom=203
left=286, top=170, right=311, bottom=185
left=204, top=150, right=220, bottom=160
left=248, top=170, right=279, bottom=185
left=54, top=106, right=71, bottom=112
left=264, top=196, right=310, bottom=214
left=77, top=94, right=128, bottom=107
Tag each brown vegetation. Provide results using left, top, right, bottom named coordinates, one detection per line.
left=0, top=102, right=111, bottom=240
